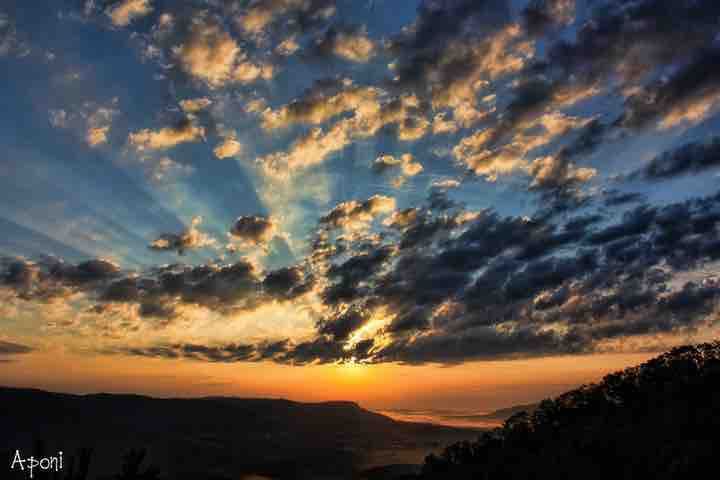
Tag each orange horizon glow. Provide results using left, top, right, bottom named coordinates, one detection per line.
left=0, top=349, right=658, bottom=413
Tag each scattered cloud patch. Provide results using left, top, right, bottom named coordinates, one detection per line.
left=107, top=0, right=153, bottom=27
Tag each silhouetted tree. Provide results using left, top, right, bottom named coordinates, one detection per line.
left=420, top=341, right=720, bottom=479
left=112, top=448, right=161, bottom=480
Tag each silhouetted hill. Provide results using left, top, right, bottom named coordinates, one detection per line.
left=0, top=387, right=477, bottom=480
left=419, top=342, right=720, bottom=479
left=477, top=403, right=537, bottom=421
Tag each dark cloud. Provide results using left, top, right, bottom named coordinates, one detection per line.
left=587, top=205, right=657, bottom=245
left=385, top=307, right=432, bottom=334
left=619, top=49, right=720, bottom=130
left=101, top=278, right=141, bottom=302
left=149, top=217, right=215, bottom=255
left=263, top=266, right=313, bottom=300
left=0, top=340, right=33, bottom=356
left=10, top=188, right=720, bottom=366
left=310, top=23, right=375, bottom=62
left=276, top=336, right=347, bottom=365
left=546, top=1, right=720, bottom=85
left=51, top=259, right=121, bottom=284
left=626, top=138, right=720, bottom=182
left=427, top=190, right=459, bottom=211
left=374, top=325, right=581, bottom=365
left=230, top=215, right=276, bottom=246
left=603, top=190, right=647, bottom=207
left=522, top=0, right=574, bottom=37
left=0, top=257, right=264, bottom=316
left=3, top=259, right=39, bottom=290
left=326, top=245, right=394, bottom=284
left=386, top=0, right=512, bottom=99
left=317, top=307, right=368, bottom=341
left=556, top=120, right=608, bottom=163
left=390, top=0, right=510, bottom=55
left=120, top=342, right=256, bottom=363
left=477, top=0, right=720, bottom=180
left=319, top=195, right=395, bottom=230
left=176, top=261, right=261, bottom=311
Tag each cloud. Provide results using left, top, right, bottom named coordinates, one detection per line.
left=603, top=190, right=646, bottom=207
left=317, top=307, right=369, bottom=341
left=386, top=1, right=525, bottom=127
left=314, top=24, right=376, bottom=63
left=319, top=195, right=396, bottom=230
left=107, top=0, right=153, bottom=27
left=172, top=17, right=273, bottom=88
left=263, top=266, right=313, bottom=300
left=0, top=11, right=30, bottom=57
left=9, top=187, right=720, bottom=366
left=48, top=99, right=119, bottom=148
left=172, top=19, right=239, bottom=87
left=85, top=105, right=118, bottom=147
left=620, top=49, right=720, bottom=131
left=275, top=36, right=300, bottom=56
left=528, top=155, right=596, bottom=192
left=453, top=110, right=592, bottom=181
left=129, top=118, right=205, bottom=151
left=48, top=109, right=69, bottom=128
left=9, top=0, right=720, bottom=367
left=0, top=340, right=33, bottom=357
left=372, top=153, right=424, bottom=187
left=86, top=126, right=110, bottom=146
left=236, top=0, right=336, bottom=36
left=229, top=215, right=277, bottom=247
left=373, top=153, right=410, bottom=174
left=149, top=216, right=217, bottom=255
left=544, top=1, right=720, bottom=87
left=213, top=131, right=243, bottom=159
left=260, top=80, right=379, bottom=130
left=120, top=342, right=256, bottom=362
left=452, top=129, right=522, bottom=180
left=179, top=97, right=212, bottom=113
left=626, top=138, right=720, bottom=182
left=138, top=156, right=194, bottom=184
left=259, top=93, right=430, bottom=176
left=429, top=23, right=533, bottom=113
left=522, top=0, right=575, bottom=36
left=431, top=178, right=461, bottom=190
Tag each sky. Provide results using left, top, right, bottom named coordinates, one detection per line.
left=1, top=0, right=720, bottom=416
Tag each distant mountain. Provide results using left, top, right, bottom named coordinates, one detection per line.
left=419, top=342, right=720, bottom=480
left=0, top=387, right=476, bottom=480
left=457, top=403, right=538, bottom=424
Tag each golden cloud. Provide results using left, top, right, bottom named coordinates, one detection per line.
left=107, top=0, right=153, bottom=27
left=129, top=121, right=205, bottom=151
left=213, top=133, right=243, bottom=159
left=173, top=19, right=273, bottom=88
left=330, top=29, right=375, bottom=63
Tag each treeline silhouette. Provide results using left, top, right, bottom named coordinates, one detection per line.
left=420, top=342, right=720, bottom=479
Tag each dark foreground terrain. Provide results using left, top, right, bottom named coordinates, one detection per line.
left=3, top=341, right=718, bottom=479
left=0, top=387, right=477, bottom=480
left=419, top=342, right=720, bottom=479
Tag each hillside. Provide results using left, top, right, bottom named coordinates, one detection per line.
left=420, top=342, right=720, bottom=479
left=0, top=387, right=476, bottom=480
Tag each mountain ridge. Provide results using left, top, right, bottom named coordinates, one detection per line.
left=0, top=385, right=477, bottom=479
